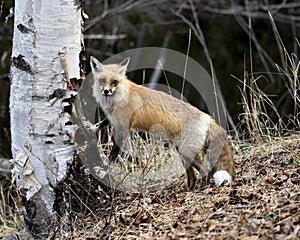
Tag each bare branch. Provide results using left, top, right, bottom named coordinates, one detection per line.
left=172, top=0, right=300, bottom=27
left=84, top=34, right=127, bottom=40
left=172, top=0, right=238, bottom=135
left=233, top=6, right=276, bottom=83
left=84, top=0, right=168, bottom=32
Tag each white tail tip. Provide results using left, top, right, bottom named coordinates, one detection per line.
left=213, top=170, right=232, bottom=187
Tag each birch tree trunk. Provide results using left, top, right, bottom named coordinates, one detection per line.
left=10, top=0, right=82, bottom=238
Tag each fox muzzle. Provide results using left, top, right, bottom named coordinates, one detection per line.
left=101, top=88, right=115, bottom=96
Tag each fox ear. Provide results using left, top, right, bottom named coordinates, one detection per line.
left=119, top=57, right=130, bottom=75
left=90, top=56, right=102, bottom=72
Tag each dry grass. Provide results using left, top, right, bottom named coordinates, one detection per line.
left=50, top=133, right=299, bottom=240
left=2, top=76, right=299, bottom=240
left=2, top=27, right=299, bottom=238
left=1, top=133, right=299, bottom=239
left=0, top=159, right=21, bottom=239
left=2, top=88, right=299, bottom=240
left=97, top=130, right=185, bottom=193
left=53, top=33, right=300, bottom=238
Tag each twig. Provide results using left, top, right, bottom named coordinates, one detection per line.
left=108, top=187, right=116, bottom=223
left=0, top=73, right=9, bottom=80
left=233, top=1, right=276, bottom=84
left=148, top=31, right=171, bottom=89
left=84, top=34, right=127, bottom=40
left=172, top=0, right=238, bottom=135
left=60, top=57, right=73, bottom=91
left=84, top=0, right=166, bottom=32
left=181, top=28, right=191, bottom=100
left=268, top=11, right=288, bottom=74
left=25, top=148, right=99, bottom=221
left=0, top=1, right=3, bottom=18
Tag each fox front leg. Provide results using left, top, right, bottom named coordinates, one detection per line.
left=108, top=136, right=120, bottom=163
left=108, top=128, right=128, bottom=164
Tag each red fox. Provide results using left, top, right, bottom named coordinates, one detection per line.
left=90, top=56, right=233, bottom=189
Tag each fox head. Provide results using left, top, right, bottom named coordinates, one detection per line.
left=90, top=56, right=130, bottom=101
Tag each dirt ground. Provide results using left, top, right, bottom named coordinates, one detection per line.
left=56, top=134, right=300, bottom=240
left=1, top=134, right=299, bottom=239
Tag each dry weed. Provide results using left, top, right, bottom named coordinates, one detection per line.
left=52, top=134, right=300, bottom=240
left=0, top=158, right=21, bottom=239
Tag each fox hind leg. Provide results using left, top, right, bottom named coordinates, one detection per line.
left=211, top=140, right=233, bottom=186
left=181, top=152, right=209, bottom=189
left=205, top=127, right=233, bottom=186
left=190, top=153, right=210, bottom=189
left=181, top=159, right=197, bottom=189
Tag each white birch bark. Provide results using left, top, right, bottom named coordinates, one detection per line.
left=10, top=0, right=82, bottom=237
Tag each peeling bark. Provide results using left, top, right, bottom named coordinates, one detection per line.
left=10, top=0, right=82, bottom=238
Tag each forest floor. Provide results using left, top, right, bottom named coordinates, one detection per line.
left=64, top=133, right=300, bottom=239
left=1, top=134, right=300, bottom=239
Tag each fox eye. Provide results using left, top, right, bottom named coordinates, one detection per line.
left=99, top=79, right=105, bottom=84
left=111, top=80, right=118, bottom=86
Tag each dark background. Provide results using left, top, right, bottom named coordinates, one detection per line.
left=1, top=0, right=300, bottom=158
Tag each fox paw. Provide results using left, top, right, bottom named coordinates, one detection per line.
left=93, top=166, right=108, bottom=178
left=82, top=120, right=99, bottom=132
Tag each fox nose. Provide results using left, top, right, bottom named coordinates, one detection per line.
left=103, top=89, right=109, bottom=96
